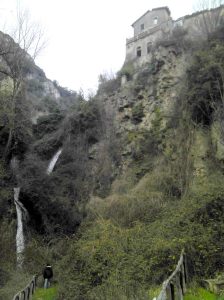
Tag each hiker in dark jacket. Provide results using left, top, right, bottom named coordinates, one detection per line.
left=43, top=264, right=53, bottom=288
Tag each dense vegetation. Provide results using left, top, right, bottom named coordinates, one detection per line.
left=1, top=20, right=224, bottom=300
left=55, top=29, right=224, bottom=299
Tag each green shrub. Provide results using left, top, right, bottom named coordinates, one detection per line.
left=186, top=42, right=224, bottom=126
left=118, top=62, right=135, bottom=81
left=97, top=73, right=120, bottom=94
left=131, top=103, right=144, bottom=124
left=184, top=287, right=224, bottom=300
left=0, top=271, right=32, bottom=300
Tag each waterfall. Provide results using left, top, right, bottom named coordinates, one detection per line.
left=46, top=149, right=62, bottom=174
left=14, top=187, right=25, bottom=266
left=12, top=157, right=28, bottom=267
left=11, top=149, right=62, bottom=266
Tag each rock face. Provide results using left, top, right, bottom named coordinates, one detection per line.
left=26, top=70, right=79, bottom=124
left=25, top=65, right=63, bottom=123
left=0, top=30, right=67, bottom=126
left=97, top=45, right=189, bottom=172
left=95, top=38, right=224, bottom=190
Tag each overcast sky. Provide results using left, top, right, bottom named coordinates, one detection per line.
left=0, top=0, right=197, bottom=94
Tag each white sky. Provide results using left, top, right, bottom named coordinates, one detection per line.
left=0, top=0, right=196, bottom=94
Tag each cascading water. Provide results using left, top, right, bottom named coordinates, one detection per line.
left=14, top=187, right=25, bottom=266
left=46, top=148, right=62, bottom=174
left=11, top=158, right=28, bottom=267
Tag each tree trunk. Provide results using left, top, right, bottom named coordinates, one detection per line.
left=3, top=127, right=13, bottom=160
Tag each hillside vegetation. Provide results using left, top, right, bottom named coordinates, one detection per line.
left=1, top=19, right=224, bottom=300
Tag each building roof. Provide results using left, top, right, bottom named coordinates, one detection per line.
left=131, top=6, right=171, bottom=27
left=152, top=7, right=171, bottom=16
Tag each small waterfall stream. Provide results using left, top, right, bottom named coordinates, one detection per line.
left=46, top=149, right=62, bottom=174
left=14, top=187, right=26, bottom=266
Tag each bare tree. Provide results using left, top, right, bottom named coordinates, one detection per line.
left=0, top=2, right=46, bottom=158
left=194, top=0, right=224, bottom=10
left=11, top=2, right=46, bottom=59
left=193, top=0, right=224, bottom=38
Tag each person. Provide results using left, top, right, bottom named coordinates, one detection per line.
left=43, top=263, right=53, bottom=289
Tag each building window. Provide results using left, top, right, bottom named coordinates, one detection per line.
left=147, top=42, right=152, bottom=54
left=154, top=17, right=158, bottom=25
left=137, top=46, right=141, bottom=57
left=140, top=23, right=144, bottom=31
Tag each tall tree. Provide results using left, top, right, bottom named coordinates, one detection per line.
left=0, top=3, right=45, bottom=159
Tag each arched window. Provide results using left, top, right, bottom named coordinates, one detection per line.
left=137, top=46, right=141, bottom=57
left=154, top=17, right=158, bottom=25
left=147, top=42, right=152, bottom=54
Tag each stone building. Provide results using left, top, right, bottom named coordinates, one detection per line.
left=132, top=7, right=171, bottom=36
left=125, top=5, right=224, bottom=64
left=125, top=7, right=173, bottom=63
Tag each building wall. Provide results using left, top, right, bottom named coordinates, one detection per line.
left=182, top=7, right=224, bottom=40
left=126, top=29, right=163, bottom=62
left=133, top=9, right=170, bottom=36
left=125, top=6, right=224, bottom=65
left=126, top=18, right=172, bottom=63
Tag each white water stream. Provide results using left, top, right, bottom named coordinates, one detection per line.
left=14, top=187, right=26, bottom=266
left=46, top=149, right=62, bottom=174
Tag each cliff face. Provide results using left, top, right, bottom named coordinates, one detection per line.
left=1, top=23, right=224, bottom=299
left=95, top=45, right=190, bottom=179
left=57, top=32, right=224, bottom=298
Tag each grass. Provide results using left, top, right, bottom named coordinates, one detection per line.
left=184, top=288, right=224, bottom=300
left=32, top=285, right=58, bottom=300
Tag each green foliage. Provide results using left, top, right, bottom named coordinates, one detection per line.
left=127, top=108, right=165, bottom=164
left=57, top=135, right=224, bottom=298
left=131, top=102, right=144, bottom=124
left=27, top=78, right=44, bottom=98
left=19, top=97, right=120, bottom=234
left=0, top=271, right=31, bottom=300
left=33, top=113, right=64, bottom=140
left=186, top=42, right=224, bottom=126
left=13, top=91, right=33, bottom=156
left=0, top=221, right=15, bottom=268
left=32, top=133, right=63, bottom=160
left=33, top=286, right=58, bottom=300
left=39, top=96, right=60, bottom=114
left=135, top=62, right=158, bottom=86
left=156, top=27, right=189, bottom=51
left=184, top=287, right=224, bottom=300
left=57, top=220, right=153, bottom=299
left=3, top=18, right=224, bottom=300
left=118, top=62, right=135, bottom=80
left=97, top=73, right=120, bottom=95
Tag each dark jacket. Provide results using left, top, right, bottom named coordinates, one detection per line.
left=43, top=265, right=53, bottom=279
